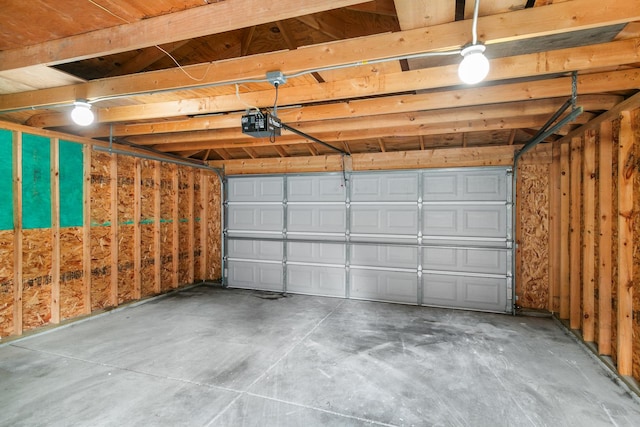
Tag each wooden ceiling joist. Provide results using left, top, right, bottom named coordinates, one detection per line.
left=2, top=0, right=638, bottom=113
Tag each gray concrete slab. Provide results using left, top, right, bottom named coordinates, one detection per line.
left=1, top=284, right=639, bottom=426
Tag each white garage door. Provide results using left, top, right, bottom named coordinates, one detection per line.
left=224, top=167, right=513, bottom=313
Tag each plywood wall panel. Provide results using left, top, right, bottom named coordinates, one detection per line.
left=90, top=226, right=112, bottom=310
left=140, top=223, right=155, bottom=297
left=22, top=229, right=52, bottom=330
left=117, top=156, right=135, bottom=304
left=517, top=163, right=550, bottom=309
left=0, top=230, right=14, bottom=337
left=59, top=227, right=84, bottom=319
left=90, top=152, right=113, bottom=226
left=160, top=166, right=176, bottom=291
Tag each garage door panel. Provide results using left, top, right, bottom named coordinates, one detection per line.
left=422, top=247, right=506, bottom=275
left=228, top=177, right=283, bottom=202
left=288, top=205, right=345, bottom=233
left=423, top=205, right=506, bottom=238
left=228, top=239, right=283, bottom=261
left=287, top=242, right=345, bottom=265
left=227, top=261, right=284, bottom=291
left=351, top=206, right=417, bottom=235
left=351, top=244, right=417, bottom=269
left=228, top=205, right=284, bottom=233
left=287, top=175, right=345, bottom=202
left=351, top=173, right=418, bottom=201
left=424, top=169, right=506, bottom=201
left=423, top=274, right=506, bottom=312
left=350, top=270, right=417, bottom=304
left=287, top=265, right=345, bottom=297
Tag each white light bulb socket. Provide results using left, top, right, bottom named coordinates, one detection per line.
left=458, top=44, right=490, bottom=85
left=71, top=101, right=95, bottom=126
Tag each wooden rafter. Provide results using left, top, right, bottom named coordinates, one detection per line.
left=2, top=0, right=639, bottom=112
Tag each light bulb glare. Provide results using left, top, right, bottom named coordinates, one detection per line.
left=458, top=44, right=490, bottom=85
left=71, top=101, right=95, bottom=126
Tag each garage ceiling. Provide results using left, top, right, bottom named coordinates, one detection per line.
left=0, top=0, right=638, bottom=162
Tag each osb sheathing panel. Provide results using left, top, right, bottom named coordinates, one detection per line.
left=90, top=151, right=112, bottom=226
left=141, top=159, right=156, bottom=219
left=60, top=227, right=84, bottom=319
left=178, top=222, right=190, bottom=285
left=90, top=226, right=112, bottom=310
left=208, top=175, right=221, bottom=279
left=140, top=224, right=155, bottom=297
left=160, top=223, right=174, bottom=291
left=178, top=167, right=191, bottom=286
left=0, top=230, right=14, bottom=337
left=517, top=163, right=550, bottom=309
left=22, top=229, right=52, bottom=330
left=632, top=109, right=640, bottom=383
left=90, top=151, right=114, bottom=310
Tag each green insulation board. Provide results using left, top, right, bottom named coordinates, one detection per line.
left=59, top=140, right=84, bottom=227
left=22, top=134, right=51, bottom=229
left=0, top=129, right=12, bottom=230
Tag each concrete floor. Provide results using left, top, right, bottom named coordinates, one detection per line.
left=1, top=285, right=639, bottom=427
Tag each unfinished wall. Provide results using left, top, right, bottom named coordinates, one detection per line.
left=547, top=100, right=640, bottom=384
left=0, top=123, right=222, bottom=340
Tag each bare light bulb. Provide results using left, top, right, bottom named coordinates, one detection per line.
left=458, top=44, right=490, bottom=85
left=71, top=101, right=95, bottom=126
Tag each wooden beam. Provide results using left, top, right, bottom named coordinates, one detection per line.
left=153, top=161, right=162, bottom=294
left=0, top=0, right=368, bottom=71
left=82, top=145, right=92, bottom=314
left=394, top=0, right=454, bottom=29
left=133, top=158, right=142, bottom=300
left=188, top=170, right=195, bottom=284
left=50, top=138, right=60, bottom=324
left=616, top=111, right=634, bottom=376
left=171, top=165, right=179, bottom=288
left=151, top=112, right=592, bottom=152
left=200, top=173, right=209, bottom=281
left=569, top=136, right=582, bottom=330
left=559, top=141, right=571, bottom=319
left=212, top=144, right=526, bottom=174
left=549, top=142, right=561, bottom=313
left=86, top=95, right=620, bottom=139
left=12, top=131, right=23, bottom=336
left=109, top=154, right=118, bottom=307
left=582, top=129, right=596, bottom=342
left=598, top=120, right=613, bottom=356
left=4, top=6, right=640, bottom=112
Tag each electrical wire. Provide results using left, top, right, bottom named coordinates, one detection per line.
left=471, top=0, right=481, bottom=45
left=86, top=0, right=213, bottom=83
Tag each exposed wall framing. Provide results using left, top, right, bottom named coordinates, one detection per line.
left=0, top=122, right=221, bottom=340
left=553, top=94, right=640, bottom=384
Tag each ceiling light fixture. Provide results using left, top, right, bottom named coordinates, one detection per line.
left=70, top=100, right=95, bottom=126
left=458, top=0, right=489, bottom=85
